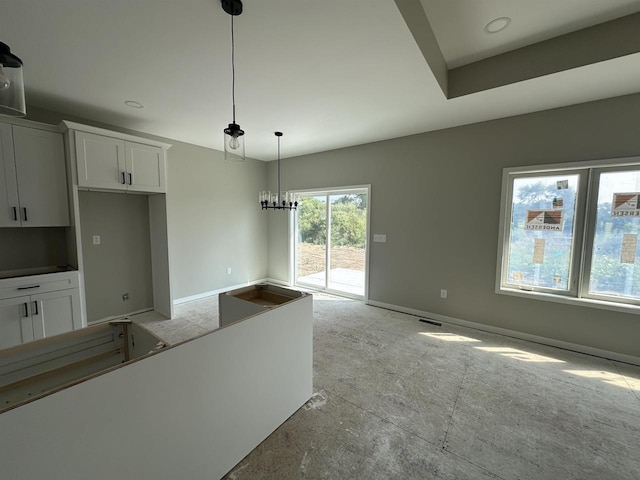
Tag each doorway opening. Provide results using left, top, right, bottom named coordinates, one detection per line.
left=294, top=187, right=369, bottom=299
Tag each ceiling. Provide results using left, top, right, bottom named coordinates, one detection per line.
left=2, top=0, right=640, bottom=160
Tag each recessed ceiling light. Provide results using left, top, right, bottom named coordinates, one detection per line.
left=484, top=17, right=511, bottom=34
left=124, top=100, right=144, bottom=109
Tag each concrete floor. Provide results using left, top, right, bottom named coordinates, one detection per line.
left=140, top=293, right=640, bottom=480
left=298, top=267, right=366, bottom=297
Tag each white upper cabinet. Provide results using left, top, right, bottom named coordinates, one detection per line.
left=126, top=141, right=165, bottom=193
left=0, top=124, right=20, bottom=227
left=12, top=126, right=70, bottom=227
left=0, top=122, right=70, bottom=227
left=68, top=123, right=169, bottom=194
left=75, top=131, right=127, bottom=191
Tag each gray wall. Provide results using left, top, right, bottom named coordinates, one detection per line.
left=165, top=141, right=268, bottom=299
left=79, top=191, right=153, bottom=322
left=267, top=93, right=640, bottom=358
left=0, top=227, right=68, bottom=271
left=25, top=107, right=269, bottom=302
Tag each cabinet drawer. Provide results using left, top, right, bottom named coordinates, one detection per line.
left=0, top=271, right=79, bottom=300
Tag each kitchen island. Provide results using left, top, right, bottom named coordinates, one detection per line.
left=0, top=285, right=313, bottom=480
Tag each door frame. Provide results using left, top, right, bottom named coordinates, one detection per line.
left=289, top=185, right=371, bottom=301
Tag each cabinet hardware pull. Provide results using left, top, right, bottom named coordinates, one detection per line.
left=32, top=301, right=38, bottom=315
left=17, top=285, right=40, bottom=290
left=121, top=172, right=126, bottom=184
left=22, top=207, right=27, bottom=221
left=12, top=206, right=17, bottom=221
left=23, top=303, right=29, bottom=318
left=128, top=172, right=133, bottom=185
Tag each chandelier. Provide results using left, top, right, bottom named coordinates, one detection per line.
left=259, top=132, right=298, bottom=211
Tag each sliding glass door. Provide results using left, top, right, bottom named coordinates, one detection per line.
left=295, top=188, right=368, bottom=298
left=295, top=195, right=327, bottom=289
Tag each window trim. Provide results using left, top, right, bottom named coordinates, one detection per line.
left=496, top=155, right=640, bottom=315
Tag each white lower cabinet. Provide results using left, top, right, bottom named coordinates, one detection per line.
left=31, top=289, right=82, bottom=340
left=0, top=296, right=35, bottom=350
left=0, top=272, right=82, bottom=349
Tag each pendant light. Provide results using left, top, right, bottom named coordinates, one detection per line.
left=221, top=0, right=245, bottom=162
left=259, top=132, right=298, bottom=211
left=0, top=42, right=26, bottom=117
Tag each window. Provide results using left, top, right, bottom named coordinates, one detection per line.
left=497, top=158, right=640, bottom=311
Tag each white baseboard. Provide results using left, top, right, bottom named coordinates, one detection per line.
left=366, top=299, right=640, bottom=367
left=173, top=278, right=271, bottom=305
left=264, top=277, right=292, bottom=287
left=88, top=308, right=154, bottom=325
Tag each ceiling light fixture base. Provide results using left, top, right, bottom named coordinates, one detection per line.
left=221, top=0, right=243, bottom=16
left=224, top=122, right=245, bottom=138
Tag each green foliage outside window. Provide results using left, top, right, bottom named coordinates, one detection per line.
left=298, top=195, right=367, bottom=249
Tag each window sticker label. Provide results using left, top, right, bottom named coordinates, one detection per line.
left=552, top=197, right=563, bottom=209
left=621, top=234, right=637, bottom=264
left=553, top=274, right=562, bottom=285
left=612, top=193, right=640, bottom=217
left=512, top=271, right=524, bottom=282
left=533, top=238, right=545, bottom=264
left=557, top=180, right=568, bottom=190
left=526, top=210, right=563, bottom=230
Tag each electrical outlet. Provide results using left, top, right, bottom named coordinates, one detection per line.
left=92, top=235, right=101, bottom=245
left=440, top=289, right=448, bottom=299
left=227, top=267, right=232, bottom=275
left=122, top=293, right=129, bottom=301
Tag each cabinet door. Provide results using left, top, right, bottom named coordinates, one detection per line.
left=12, top=126, right=70, bottom=227
left=75, top=131, right=126, bottom=191
left=0, top=295, right=34, bottom=349
left=125, top=141, right=166, bottom=193
left=0, top=123, right=20, bottom=227
left=31, top=288, right=82, bottom=340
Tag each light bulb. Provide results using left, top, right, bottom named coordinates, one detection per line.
left=229, top=136, right=240, bottom=150
left=0, top=66, right=11, bottom=90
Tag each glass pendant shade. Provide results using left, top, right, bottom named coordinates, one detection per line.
left=0, top=42, right=26, bottom=117
left=221, top=0, right=246, bottom=162
left=224, top=122, right=245, bottom=162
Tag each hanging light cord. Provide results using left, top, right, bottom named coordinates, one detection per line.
left=231, top=13, right=236, bottom=123
left=277, top=135, right=281, bottom=202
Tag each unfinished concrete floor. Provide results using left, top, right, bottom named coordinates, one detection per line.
left=143, top=293, right=640, bottom=479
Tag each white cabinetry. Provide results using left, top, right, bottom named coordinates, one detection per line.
left=126, top=141, right=166, bottom=193
left=75, top=130, right=166, bottom=193
left=0, top=296, right=35, bottom=349
left=0, top=271, right=82, bottom=349
left=61, top=121, right=173, bottom=323
left=31, top=288, right=82, bottom=339
left=0, top=123, right=69, bottom=227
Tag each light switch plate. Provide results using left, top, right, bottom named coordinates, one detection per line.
left=373, top=234, right=386, bottom=243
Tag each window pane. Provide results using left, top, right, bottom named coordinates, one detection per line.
left=588, top=170, right=640, bottom=300
left=329, top=193, right=367, bottom=296
left=505, top=174, right=579, bottom=290
left=296, top=195, right=327, bottom=288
